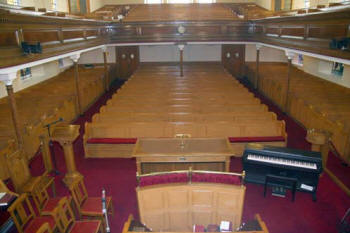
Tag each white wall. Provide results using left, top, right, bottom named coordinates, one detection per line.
left=102, top=0, right=254, bottom=5
left=300, top=56, right=350, bottom=88
left=139, top=45, right=221, bottom=62
left=245, top=44, right=287, bottom=62
left=0, top=58, right=73, bottom=98
left=78, top=47, right=116, bottom=64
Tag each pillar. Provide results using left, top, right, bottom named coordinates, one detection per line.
left=178, top=44, right=185, bottom=77
left=70, top=54, right=82, bottom=115
left=255, top=44, right=262, bottom=90
left=284, top=50, right=295, bottom=113
left=102, top=46, right=110, bottom=91
left=0, top=72, right=23, bottom=147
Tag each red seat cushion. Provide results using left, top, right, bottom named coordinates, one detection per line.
left=87, top=138, right=137, bottom=144
left=70, top=221, right=101, bottom=233
left=228, top=136, right=285, bottom=143
left=25, top=216, right=55, bottom=233
left=42, top=196, right=71, bottom=214
left=81, top=197, right=112, bottom=215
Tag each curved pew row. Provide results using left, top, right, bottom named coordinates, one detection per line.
left=245, top=62, right=350, bottom=163
left=0, top=65, right=116, bottom=179
left=84, top=120, right=286, bottom=158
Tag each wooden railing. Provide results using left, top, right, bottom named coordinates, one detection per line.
left=252, top=9, right=350, bottom=60
left=0, top=6, right=349, bottom=68
left=0, top=11, right=112, bottom=68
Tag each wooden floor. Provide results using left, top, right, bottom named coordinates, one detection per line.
left=84, top=63, right=286, bottom=158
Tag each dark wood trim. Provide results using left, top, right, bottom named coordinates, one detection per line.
left=73, top=61, right=82, bottom=115
left=255, top=48, right=260, bottom=90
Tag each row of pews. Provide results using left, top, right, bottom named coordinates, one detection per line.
left=84, top=63, right=287, bottom=158
left=0, top=65, right=116, bottom=180
left=245, top=62, right=350, bottom=164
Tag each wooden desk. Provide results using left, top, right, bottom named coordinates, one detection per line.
left=132, top=138, right=232, bottom=174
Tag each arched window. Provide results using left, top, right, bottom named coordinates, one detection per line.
left=51, top=0, right=57, bottom=10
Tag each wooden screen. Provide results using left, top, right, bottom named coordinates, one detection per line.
left=137, top=183, right=245, bottom=231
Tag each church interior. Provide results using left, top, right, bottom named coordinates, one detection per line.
left=0, top=0, right=350, bottom=233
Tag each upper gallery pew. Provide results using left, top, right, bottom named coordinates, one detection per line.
left=0, top=65, right=115, bottom=180
left=244, top=62, right=350, bottom=164
left=0, top=10, right=110, bottom=68
left=84, top=64, right=287, bottom=158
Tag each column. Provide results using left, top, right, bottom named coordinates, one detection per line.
left=284, top=50, right=295, bottom=113
left=102, top=46, right=110, bottom=91
left=51, top=125, right=82, bottom=187
left=255, top=44, right=262, bottom=90
left=178, top=44, right=185, bottom=77
left=70, top=54, right=82, bottom=115
left=0, top=72, right=23, bottom=147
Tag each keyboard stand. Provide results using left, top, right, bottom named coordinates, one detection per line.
left=264, top=174, right=297, bottom=202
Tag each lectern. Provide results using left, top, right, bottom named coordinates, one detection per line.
left=51, top=125, right=82, bottom=186
left=306, top=128, right=330, bottom=168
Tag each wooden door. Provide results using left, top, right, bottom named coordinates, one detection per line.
left=221, top=45, right=245, bottom=78
left=116, top=46, right=140, bottom=79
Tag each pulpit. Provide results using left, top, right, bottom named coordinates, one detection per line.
left=51, top=125, right=82, bottom=186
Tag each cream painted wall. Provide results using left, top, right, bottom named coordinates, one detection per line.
left=0, top=58, right=73, bottom=98
left=254, top=0, right=272, bottom=10
left=90, top=0, right=105, bottom=12
left=245, top=44, right=287, bottom=62
left=300, top=56, right=350, bottom=88
left=78, top=47, right=116, bottom=64
left=292, top=0, right=344, bottom=9
left=139, top=45, right=221, bottom=62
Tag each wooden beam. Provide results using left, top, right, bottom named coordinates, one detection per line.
left=6, top=84, right=23, bottom=147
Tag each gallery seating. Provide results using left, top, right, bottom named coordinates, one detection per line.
left=245, top=62, right=350, bottom=164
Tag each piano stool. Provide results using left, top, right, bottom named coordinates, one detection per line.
left=264, top=174, right=297, bottom=202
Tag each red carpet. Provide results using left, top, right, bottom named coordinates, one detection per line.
left=27, top=79, right=350, bottom=233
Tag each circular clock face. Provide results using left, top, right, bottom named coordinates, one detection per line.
left=178, top=25, right=186, bottom=34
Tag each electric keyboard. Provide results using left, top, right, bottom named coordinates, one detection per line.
left=242, top=144, right=323, bottom=201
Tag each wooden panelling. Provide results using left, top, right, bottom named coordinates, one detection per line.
left=62, top=30, right=85, bottom=40
left=137, top=183, right=245, bottom=232
left=281, top=27, right=304, bottom=37
left=308, top=25, right=348, bottom=39
left=0, top=30, right=18, bottom=46
left=23, top=30, right=59, bottom=44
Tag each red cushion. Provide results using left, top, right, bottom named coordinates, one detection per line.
left=191, top=173, right=242, bottom=185
left=42, top=196, right=71, bottom=213
left=87, top=138, right=137, bottom=144
left=228, top=136, right=285, bottom=143
left=139, top=173, right=188, bottom=187
left=81, top=197, right=112, bottom=215
left=70, top=221, right=101, bottom=233
left=25, top=216, right=55, bottom=233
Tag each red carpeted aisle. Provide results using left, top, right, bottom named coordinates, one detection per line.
left=29, top=80, right=350, bottom=233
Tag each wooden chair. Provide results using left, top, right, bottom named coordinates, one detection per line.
left=6, top=149, right=55, bottom=195
left=55, top=197, right=103, bottom=233
left=31, top=177, right=71, bottom=216
left=7, top=194, right=58, bottom=233
left=35, top=223, right=52, bottom=233
left=69, top=177, right=113, bottom=230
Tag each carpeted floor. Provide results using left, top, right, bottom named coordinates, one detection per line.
left=28, top=79, right=350, bottom=233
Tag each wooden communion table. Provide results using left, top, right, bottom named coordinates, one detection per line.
left=132, top=138, right=233, bottom=174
